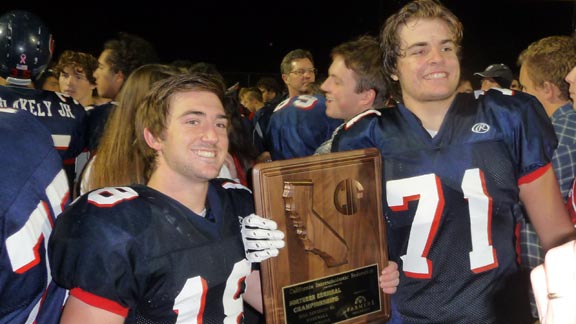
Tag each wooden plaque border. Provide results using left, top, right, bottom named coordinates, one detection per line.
left=252, top=148, right=390, bottom=323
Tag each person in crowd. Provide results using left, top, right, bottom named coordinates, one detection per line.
left=33, top=65, right=60, bottom=92
left=456, top=67, right=475, bottom=93
left=256, top=76, right=283, bottom=106
left=88, top=32, right=158, bottom=152
left=0, top=11, right=72, bottom=324
left=515, top=35, right=576, bottom=319
left=0, top=108, right=70, bottom=324
left=309, top=35, right=401, bottom=296
left=280, top=49, right=317, bottom=98
left=474, top=63, right=514, bottom=90
left=53, top=50, right=98, bottom=108
left=510, top=75, right=522, bottom=91
left=264, top=49, right=341, bottom=160
left=239, top=87, right=265, bottom=117
left=49, top=73, right=285, bottom=323
left=518, top=35, right=576, bottom=200
left=0, top=10, right=87, bottom=191
left=327, top=1, right=576, bottom=322
left=314, top=35, right=389, bottom=154
left=265, top=93, right=341, bottom=160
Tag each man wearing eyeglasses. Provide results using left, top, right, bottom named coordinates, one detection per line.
left=280, top=49, right=317, bottom=98
left=262, top=49, right=342, bottom=160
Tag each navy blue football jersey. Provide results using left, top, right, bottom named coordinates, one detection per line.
left=0, top=108, right=69, bottom=324
left=0, top=86, right=87, bottom=163
left=252, top=103, right=274, bottom=155
left=49, top=179, right=255, bottom=324
left=86, top=102, right=115, bottom=152
left=265, top=94, right=342, bottom=160
left=0, top=86, right=87, bottom=190
left=333, top=90, right=557, bottom=323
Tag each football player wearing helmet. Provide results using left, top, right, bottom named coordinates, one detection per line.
left=49, top=73, right=284, bottom=324
left=0, top=108, right=69, bottom=324
left=328, top=1, right=576, bottom=323
left=0, top=10, right=87, bottom=191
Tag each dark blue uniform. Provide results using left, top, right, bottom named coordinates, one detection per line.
left=0, top=86, right=87, bottom=188
left=265, top=95, right=342, bottom=160
left=0, top=108, right=69, bottom=324
left=86, top=101, right=115, bottom=152
left=49, top=179, right=255, bottom=324
left=332, top=90, right=557, bottom=323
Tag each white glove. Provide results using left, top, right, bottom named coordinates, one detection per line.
left=241, top=213, right=285, bottom=262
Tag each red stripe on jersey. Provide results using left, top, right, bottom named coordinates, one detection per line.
left=197, top=279, right=208, bottom=324
left=518, top=163, right=551, bottom=185
left=70, top=288, right=129, bottom=317
left=15, top=234, right=43, bottom=274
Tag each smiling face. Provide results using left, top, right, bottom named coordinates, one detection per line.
left=321, top=55, right=369, bottom=121
left=393, top=18, right=460, bottom=109
left=149, top=90, right=229, bottom=184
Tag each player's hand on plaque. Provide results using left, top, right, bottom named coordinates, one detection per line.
left=379, top=261, right=400, bottom=294
left=241, top=213, right=285, bottom=262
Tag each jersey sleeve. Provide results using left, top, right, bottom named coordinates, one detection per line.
left=49, top=188, right=144, bottom=316
left=266, top=95, right=342, bottom=160
left=332, top=109, right=386, bottom=153
left=486, top=90, right=557, bottom=180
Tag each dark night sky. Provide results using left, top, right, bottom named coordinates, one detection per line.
left=0, top=1, right=574, bottom=85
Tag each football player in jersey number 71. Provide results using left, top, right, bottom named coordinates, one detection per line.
left=49, top=73, right=285, bottom=323
left=329, top=0, right=576, bottom=323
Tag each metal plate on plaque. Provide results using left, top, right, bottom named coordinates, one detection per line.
left=252, top=148, right=390, bottom=323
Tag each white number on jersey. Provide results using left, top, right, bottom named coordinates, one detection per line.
left=173, top=259, right=251, bottom=323
left=87, top=187, right=139, bottom=207
left=5, top=169, right=68, bottom=322
left=387, top=169, right=497, bottom=278
left=274, top=95, right=318, bottom=112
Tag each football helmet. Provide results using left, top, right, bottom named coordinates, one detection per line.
left=0, top=11, right=53, bottom=85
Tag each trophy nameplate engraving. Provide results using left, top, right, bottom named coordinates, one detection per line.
left=252, top=148, right=390, bottom=323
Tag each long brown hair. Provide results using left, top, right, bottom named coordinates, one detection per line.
left=85, top=64, right=181, bottom=191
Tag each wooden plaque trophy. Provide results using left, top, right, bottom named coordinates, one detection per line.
left=252, top=148, right=390, bottom=324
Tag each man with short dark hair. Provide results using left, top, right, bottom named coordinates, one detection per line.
left=88, top=32, right=158, bottom=152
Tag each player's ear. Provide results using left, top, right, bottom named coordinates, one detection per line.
left=360, top=89, right=376, bottom=107
left=390, top=74, right=399, bottom=81
left=115, top=71, right=126, bottom=87
left=541, top=81, right=556, bottom=100
left=143, top=128, right=162, bottom=151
